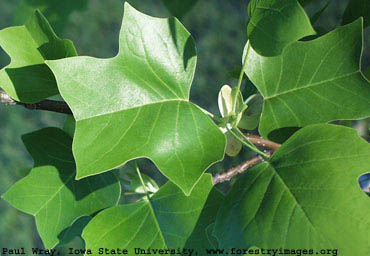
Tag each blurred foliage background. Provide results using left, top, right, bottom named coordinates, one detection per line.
left=0, top=0, right=369, bottom=252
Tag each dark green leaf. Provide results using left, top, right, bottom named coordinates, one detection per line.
left=2, top=128, right=120, bottom=248
left=247, top=0, right=315, bottom=56
left=162, top=0, right=198, bottom=18
left=245, top=19, right=370, bottom=138
left=214, top=124, right=370, bottom=254
left=0, top=11, right=77, bottom=103
left=184, top=188, right=224, bottom=251
left=342, top=0, right=370, bottom=27
left=82, top=174, right=214, bottom=251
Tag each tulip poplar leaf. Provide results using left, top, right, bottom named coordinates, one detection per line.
left=82, top=174, right=214, bottom=252
left=244, top=19, right=370, bottom=138
left=46, top=3, right=225, bottom=195
left=214, top=124, right=370, bottom=254
left=0, top=11, right=77, bottom=103
left=248, top=0, right=315, bottom=56
left=2, top=128, right=120, bottom=249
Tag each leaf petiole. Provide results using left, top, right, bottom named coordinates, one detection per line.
left=135, top=162, right=150, bottom=201
left=227, top=127, right=270, bottom=159
left=232, top=41, right=251, bottom=115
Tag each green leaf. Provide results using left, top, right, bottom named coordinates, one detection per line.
left=310, top=2, right=330, bottom=25
left=238, top=94, right=263, bottom=130
left=46, top=3, right=225, bottom=195
left=214, top=124, right=370, bottom=254
left=184, top=188, right=224, bottom=251
left=57, top=216, right=92, bottom=246
left=299, top=0, right=314, bottom=7
left=247, top=0, right=315, bottom=56
left=14, top=0, right=88, bottom=34
left=126, top=172, right=159, bottom=195
left=225, top=132, right=243, bottom=157
left=162, top=0, right=198, bottom=18
left=0, top=11, right=77, bottom=103
left=62, top=115, right=75, bottom=138
left=342, top=0, right=370, bottom=27
left=2, top=128, right=120, bottom=249
left=82, top=174, right=214, bottom=252
left=245, top=19, right=370, bottom=138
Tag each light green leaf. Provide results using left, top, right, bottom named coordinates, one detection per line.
left=0, top=11, right=77, bottom=103
left=214, top=124, right=370, bottom=254
left=225, top=132, right=243, bottom=157
left=247, top=0, right=315, bottom=56
left=46, top=3, right=225, bottom=195
left=82, top=174, right=214, bottom=253
left=2, top=128, right=120, bottom=249
left=245, top=19, right=370, bottom=138
left=184, top=188, right=224, bottom=251
left=126, top=172, right=159, bottom=195
left=342, top=0, right=370, bottom=27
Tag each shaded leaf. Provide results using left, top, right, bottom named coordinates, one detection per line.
left=214, top=124, right=370, bottom=254
left=57, top=216, right=92, bottom=246
left=46, top=3, right=225, bottom=195
left=82, top=174, right=214, bottom=251
left=225, top=132, right=243, bottom=157
left=342, top=0, right=370, bottom=27
left=247, top=0, right=315, bottom=56
left=245, top=19, right=370, bottom=138
left=162, top=0, right=198, bottom=18
left=310, top=2, right=330, bottom=25
left=184, top=188, right=224, bottom=251
left=2, top=128, right=120, bottom=248
left=0, top=11, right=77, bottom=103
left=238, top=94, right=263, bottom=130
left=14, top=0, right=88, bottom=34
left=62, top=115, right=75, bottom=138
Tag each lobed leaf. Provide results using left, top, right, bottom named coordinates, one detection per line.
left=82, top=174, right=214, bottom=253
left=46, top=3, right=225, bottom=195
left=247, top=0, right=315, bottom=56
left=214, top=124, right=370, bottom=254
left=245, top=19, right=370, bottom=139
left=184, top=188, right=224, bottom=251
left=0, top=11, right=77, bottom=103
left=2, top=128, right=120, bottom=248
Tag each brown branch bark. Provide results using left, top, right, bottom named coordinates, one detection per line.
left=213, top=134, right=281, bottom=184
left=243, top=133, right=281, bottom=152
left=212, top=154, right=268, bottom=185
left=0, top=90, right=72, bottom=115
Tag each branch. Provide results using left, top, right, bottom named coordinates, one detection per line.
left=0, top=90, right=72, bottom=115
left=212, top=135, right=281, bottom=184
left=212, top=154, right=268, bottom=185
left=243, top=133, right=281, bottom=152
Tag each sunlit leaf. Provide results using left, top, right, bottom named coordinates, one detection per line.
left=0, top=11, right=77, bottom=103
left=46, top=3, right=225, bottom=195
left=214, top=124, right=370, bottom=254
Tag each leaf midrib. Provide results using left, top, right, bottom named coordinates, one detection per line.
left=266, top=161, right=334, bottom=247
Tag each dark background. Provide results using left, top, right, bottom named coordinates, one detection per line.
left=0, top=0, right=369, bottom=251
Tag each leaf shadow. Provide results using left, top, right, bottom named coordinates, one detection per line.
left=167, top=18, right=196, bottom=71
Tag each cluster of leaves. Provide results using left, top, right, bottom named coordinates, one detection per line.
left=1, top=0, right=370, bottom=254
